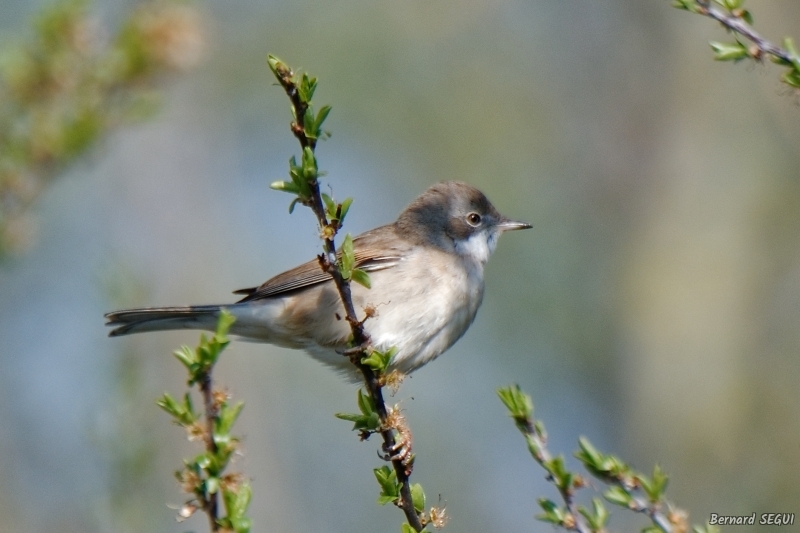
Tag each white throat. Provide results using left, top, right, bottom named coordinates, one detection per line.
left=454, top=231, right=498, bottom=266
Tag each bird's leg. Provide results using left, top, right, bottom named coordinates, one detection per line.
left=338, top=341, right=376, bottom=369
left=339, top=343, right=372, bottom=356
left=381, top=406, right=414, bottom=471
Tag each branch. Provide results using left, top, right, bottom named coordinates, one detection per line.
left=498, top=385, right=719, bottom=533
left=157, top=312, right=252, bottom=533
left=267, top=55, right=428, bottom=532
left=0, top=0, right=206, bottom=256
left=673, top=0, right=800, bottom=88
left=498, top=386, right=593, bottom=533
left=197, top=371, right=221, bottom=531
left=698, top=1, right=792, bottom=63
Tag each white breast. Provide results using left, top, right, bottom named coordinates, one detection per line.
left=356, top=246, right=486, bottom=374
left=454, top=230, right=498, bottom=266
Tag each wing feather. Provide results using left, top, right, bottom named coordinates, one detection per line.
left=234, top=224, right=406, bottom=302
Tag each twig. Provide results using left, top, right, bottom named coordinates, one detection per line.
left=520, top=420, right=591, bottom=533
left=630, top=498, right=675, bottom=532
left=198, top=372, right=220, bottom=532
left=675, top=0, right=800, bottom=91
left=158, top=313, right=251, bottom=533
left=693, top=0, right=793, bottom=64
left=499, top=386, right=700, bottom=533
left=499, top=387, right=592, bottom=532
left=269, top=58, right=425, bottom=531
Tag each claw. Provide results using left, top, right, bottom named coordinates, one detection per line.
left=339, top=342, right=372, bottom=357
left=381, top=405, right=414, bottom=472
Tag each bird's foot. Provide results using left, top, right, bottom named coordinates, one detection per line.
left=339, top=342, right=373, bottom=357
left=381, top=406, right=414, bottom=472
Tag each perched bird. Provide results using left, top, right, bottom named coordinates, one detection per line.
left=105, top=181, right=530, bottom=378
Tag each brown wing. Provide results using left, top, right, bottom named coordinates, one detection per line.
left=233, top=224, right=406, bottom=303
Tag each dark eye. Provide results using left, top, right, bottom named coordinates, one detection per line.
left=466, top=212, right=482, bottom=226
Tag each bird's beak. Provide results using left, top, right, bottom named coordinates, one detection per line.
left=498, top=217, right=532, bottom=232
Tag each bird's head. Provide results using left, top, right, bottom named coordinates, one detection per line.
left=396, top=181, right=531, bottom=265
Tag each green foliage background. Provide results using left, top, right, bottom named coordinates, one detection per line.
left=1, top=1, right=799, bottom=532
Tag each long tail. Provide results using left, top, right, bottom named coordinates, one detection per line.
left=105, top=305, right=224, bottom=337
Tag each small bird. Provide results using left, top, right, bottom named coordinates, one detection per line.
left=105, top=181, right=530, bottom=379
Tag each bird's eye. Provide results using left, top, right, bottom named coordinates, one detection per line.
left=466, top=212, right=482, bottom=226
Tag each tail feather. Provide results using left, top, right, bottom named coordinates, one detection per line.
left=105, top=305, right=223, bottom=337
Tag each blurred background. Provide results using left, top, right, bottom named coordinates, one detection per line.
left=1, top=0, right=799, bottom=531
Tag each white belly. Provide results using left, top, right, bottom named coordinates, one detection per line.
left=230, top=247, right=485, bottom=379
left=352, top=247, right=484, bottom=374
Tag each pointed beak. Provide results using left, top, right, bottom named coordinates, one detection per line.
left=498, top=217, right=532, bottom=232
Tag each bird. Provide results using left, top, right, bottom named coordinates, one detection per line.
left=105, top=181, right=531, bottom=379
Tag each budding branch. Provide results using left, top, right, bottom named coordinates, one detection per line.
left=271, top=61, right=425, bottom=532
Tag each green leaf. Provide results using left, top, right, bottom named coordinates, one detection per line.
left=410, top=483, right=426, bottom=513
left=640, top=464, right=668, bottom=502
left=183, top=392, right=195, bottom=418
left=524, top=433, right=542, bottom=459
left=671, top=0, right=702, bottom=13
left=544, top=456, right=573, bottom=491
left=576, top=439, right=634, bottom=482
left=297, top=73, right=317, bottom=103
left=377, top=494, right=398, bottom=506
left=575, top=436, right=606, bottom=472
left=340, top=233, right=355, bottom=279
left=193, top=313, right=234, bottom=368
left=321, top=192, right=336, bottom=214
left=374, top=465, right=400, bottom=505
left=314, top=105, right=332, bottom=133
left=303, top=106, right=317, bottom=139
left=231, top=517, right=251, bottom=533
left=361, top=347, right=396, bottom=373
left=357, top=388, right=374, bottom=415
left=579, top=498, right=609, bottom=531
left=173, top=345, right=196, bottom=369
left=334, top=412, right=363, bottom=423
left=216, top=310, right=235, bottom=339
left=374, top=465, right=395, bottom=487
left=400, top=524, right=416, bottom=533
left=301, top=146, right=318, bottom=182
left=339, top=197, right=353, bottom=223
left=721, top=0, right=742, bottom=9
left=739, top=9, right=753, bottom=24
left=604, top=485, right=633, bottom=507
left=497, top=384, right=534, bottom=420
left=232, top=482, right=252, bottom=519
left=213, top=431, right=232, bottom=449
left=782, top=68, right=800, bottom=88
left=709, top=41, right=748, bottom=61
left=217, top=401, right=244, bottom=435
left=536, top=498, right=566, bottom=525
left=288, top=198, right=302, bottom=214
left=784, top=38, right=800, bottom=73
left=335, top=389, right=381, bottom=430
left=533, top=420, right=547, bottom=440
left=192, top=452, right=213, bottom=471
left=270, top=180, right=300, bottom=194
left=157, top=393, right=188, bottom=422
left=267, top=54, right=288, bottom=80
left=351, top=268, right=371, bottom=289
left=206, top=476, right=220, bottom=494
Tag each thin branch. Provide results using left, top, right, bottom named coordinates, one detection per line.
left=158, top=314, right=250, bottom=533
left=198, top=372, right=220, bottom=533
left=693, top=0, right=793, bottom=64
left=626, top=494, right=679, bottom=532
left=518, top=419, right=592, bottom=533
left=271, top=61, right=425, bottom=532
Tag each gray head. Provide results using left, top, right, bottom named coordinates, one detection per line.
left=396, top=181, right=531, bottom=264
